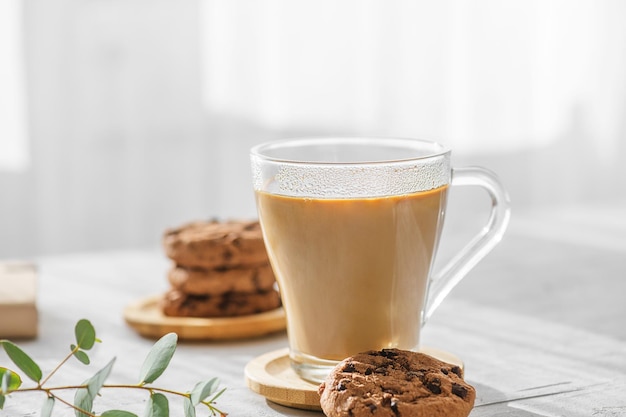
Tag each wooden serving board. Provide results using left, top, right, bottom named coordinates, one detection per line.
left=123, top=294, right=286, bottom=340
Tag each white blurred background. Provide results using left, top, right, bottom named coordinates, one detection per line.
left=1, top=0, right=625, bottom=258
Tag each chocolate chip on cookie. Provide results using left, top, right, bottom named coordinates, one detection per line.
left=318, top=348, right=475, bottom=417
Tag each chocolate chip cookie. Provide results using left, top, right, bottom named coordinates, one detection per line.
left=161, top=289, right=281, bottom=318
left=318, top=349, right=475, bottom=417
left=167, top=264, right=276, bottom=295
left=163, top=220, right=269, bottom=269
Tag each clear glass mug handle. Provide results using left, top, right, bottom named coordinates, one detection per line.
left=423, top=167, right=511, bottom=324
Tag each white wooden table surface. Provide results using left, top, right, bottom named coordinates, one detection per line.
left=1, top=204, right=625, bottom=416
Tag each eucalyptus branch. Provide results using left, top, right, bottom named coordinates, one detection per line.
left=47, top=391, right=98, bottom=417
left=39, top=344, right=80, bottom=387
left=22, top=383, right=227, bottom=416
left=0, top=319, right=227, bottom=417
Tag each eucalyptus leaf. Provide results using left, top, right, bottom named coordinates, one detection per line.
left=144, top=393, right=169, bottom=417
left=86, top=357, right=115, bottom=398
left=73, top=350, right=90, bottom=365
left=183, top=397, right=196, bottom=417
left=74, top=387, right=93, bottom=417
left=0, top=368, right=22, bottom=393
left=0, top=341, right=42, bottom=383
left=208, top=386, right=227, bottom=403
left=189, top=377, right=218, bottom=405
left=138, top=333, right=177, bottom=385
left=75, top=319, right=97, bottom=350
left=101, top=410, right=138, bottom=417
left=41, top=396, right=55, bottom=417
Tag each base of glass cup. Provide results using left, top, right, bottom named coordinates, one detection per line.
left=289, top=350, right=342, bottom=384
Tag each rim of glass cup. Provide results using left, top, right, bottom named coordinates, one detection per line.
left=250, top=137, right=451, bottom=165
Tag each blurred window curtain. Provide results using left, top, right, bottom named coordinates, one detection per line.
left=201, top=0, right=626, bottom=160
left=200, top=0, right=626, bottom=211
left=0, top=0, right=28, bottom=171
left=2, top=0, right=212, bottom=258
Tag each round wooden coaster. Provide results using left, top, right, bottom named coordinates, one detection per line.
left=245, top=348, right=322, bottom=411
left=123, top=294, right=286, bottom=340
left=244, top=346, right=464, bottom=411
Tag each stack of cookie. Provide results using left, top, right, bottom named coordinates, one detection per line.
left=160, top=220, right=281, bottom=318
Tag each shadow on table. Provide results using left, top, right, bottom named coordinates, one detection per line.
left=471, top=382, right=528, bottom=416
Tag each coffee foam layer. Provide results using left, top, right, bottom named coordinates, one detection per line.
left=251, top=155, right=450, bottom=198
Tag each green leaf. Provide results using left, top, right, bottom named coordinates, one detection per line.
left=0, top=394, right=5, bottom=409
left=74, top=387, right=93, bottom=417
left=138, top=333, right=177, bottom=385
left=70, top=344, right=90, bottom=364
left=41, top=396, right=55, bottom=417
left=85, top=357, right=115, bottom=398
left=0, top=367, right=22, bottom=393
left=183, top=397, right=196, bottom=417
left=75, top=319, right=97, bottom=350
left=144, top=393, right=169, bottom=417
left=208, top=386, right=226, bottom=403
left=0, top=340, right=42, bottom=383
left=73, top=350, right=90, bottom=365
left=189, top=377, right=218, bottom=405
left=101, top=411, right=138, bottom=417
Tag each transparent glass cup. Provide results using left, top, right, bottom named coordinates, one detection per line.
left=250, top=137, right=510, bottom=383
